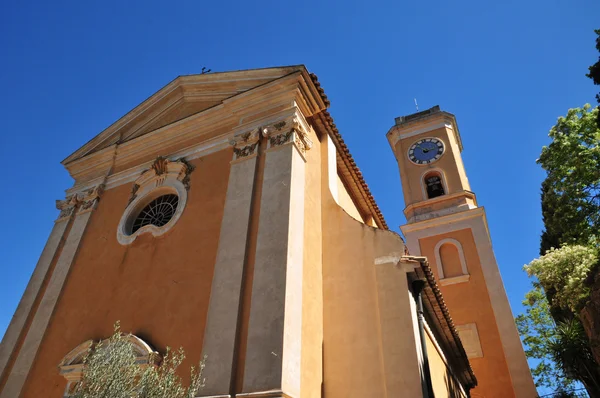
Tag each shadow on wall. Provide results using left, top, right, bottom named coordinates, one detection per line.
left=445, top=368, right=466, bottom=398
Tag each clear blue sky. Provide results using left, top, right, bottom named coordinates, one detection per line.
left=0, top=0, right=598, bottom=393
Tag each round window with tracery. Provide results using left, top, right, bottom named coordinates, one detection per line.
left=131, top=194, right=179, bottom=234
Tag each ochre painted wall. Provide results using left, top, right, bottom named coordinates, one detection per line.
left=19, top=149, right=232, bottom=398
left=336, top=174, right=364, bottom=223
left=321, top=136, right=424, bottom=398
left=426, top=329, right=466, bottom=398
left=419, top=228, right=514, bottom=398
left=394, top=126, right=471, bottom=207
left=439, top=243, right=463, bottom=278
left=300, top=128, right=324, bottom=398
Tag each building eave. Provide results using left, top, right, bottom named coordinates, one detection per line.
left=415, top=260, right=478, bottom=389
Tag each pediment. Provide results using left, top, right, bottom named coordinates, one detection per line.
left=63, top=66, right=308, bottom=165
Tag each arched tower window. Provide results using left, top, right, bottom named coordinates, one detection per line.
left=423, top=171, right=445, bottom=199
left=434, top=238, right=470, bottom=285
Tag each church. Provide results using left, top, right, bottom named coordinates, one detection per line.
left=0, top=65, right=536, bottom=397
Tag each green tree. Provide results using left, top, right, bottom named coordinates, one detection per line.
left=516, top=287, right=579, bottom=392
left=516, top=287, right=600, bottom=396
left=524, top=245, right=598, bottom=313
left=538, top=105, right=600, bottom=255
left=71, top=322, right=205, bottom=398
left=587, top=29, right=600, bottom=128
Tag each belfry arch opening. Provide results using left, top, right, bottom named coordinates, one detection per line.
left=423, top=171, right=445, bottom=199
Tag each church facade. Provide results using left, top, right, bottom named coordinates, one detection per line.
left=0, top=66, right=535, bottom=397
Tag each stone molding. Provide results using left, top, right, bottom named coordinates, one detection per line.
left=263, top=116, right=313, bottom=158
left=0, top=221, right=70, bottom=385
left=0, top=210, right=95, bottom=398
left=62, top=69, right=325, bottom=184
left=232, top=128, right=261, bottom=162
left=236, top=391, right=293, bottom=398
left=117, top=157, right=193, bottom=245
left=59, top=336, right=160, bottom=397
left=200, top=156, right=258, bottom=395
left=386, top=111, right=463, bottom=152
left=434, top=237, right=469, bottom=280
left=455, top=323, right=484, bottom=359
left=63, top=107, right=307, bottom=196
left=401, top=208, right=538, bottom=396
left=56, top=184, right=105, bottom=222
left=439, top=274, right=471, bottom=286
left=241, top=143, right=305, bottom=397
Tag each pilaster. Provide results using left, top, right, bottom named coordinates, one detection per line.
left=0, top=185, right=103, bottom=398
left=199, top=129, right=260, bottom=398
left=374, top=258, right=423, bottom=397
left=0, top=213, right=71, bottom=383
left=241, top=117, right=309, bottom=398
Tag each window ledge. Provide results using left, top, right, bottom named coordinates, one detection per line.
left=439, top=274, right=470, bottom=286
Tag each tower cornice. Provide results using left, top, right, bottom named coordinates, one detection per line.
left=386, top=106, right=463, bottom=151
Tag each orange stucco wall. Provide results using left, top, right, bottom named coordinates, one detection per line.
left=19, top=149, right=232, bottom=398
left=336, top=174, right=364, bottom=222
left=300, top=128, right=324, bottom=398
left=439, top=243, right=463, bottom=278
left=419, top=228, right=514, bottom=398
left=394, top=126, right=470, bottom=207
left=321, top=135, right=428, bottom=397
left=425, top=330, right=467, bottom=398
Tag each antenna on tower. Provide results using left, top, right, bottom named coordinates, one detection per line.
left=414, top=98, right=419, bottom=111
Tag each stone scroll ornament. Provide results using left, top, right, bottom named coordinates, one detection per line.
left=127, top=157, right=195, bottom=206
left=264, top=117, right=313, bottom=155
left=55, top=184, right=105, bottom=221
left=117, top=156, right=194, bottom=245
left=232, top=128, right=260, bottom=161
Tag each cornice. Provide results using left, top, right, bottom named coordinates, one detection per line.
left=312, top=110, right=388, bottom=229
left=400, top=206, right=487, bottom=235
left=63, top=73, right=320, bottom=186
left=387, top=111, right=463, bottom=152
left=403, top=190, right=477, bottom=214
left=62, top=66, right=314, bottom=166
left=64, top=107, right=311, bottom=196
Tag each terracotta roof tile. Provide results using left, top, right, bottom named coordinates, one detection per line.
left=416, top=260, right=478, bottom=389
left=308, top=72, right=388, bottom=229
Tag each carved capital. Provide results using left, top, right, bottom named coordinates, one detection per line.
left=232, top=128, right=260, bottom=161
left=56, top=184, right=105, bottom=221
left=55, top=196, right=78, bottom=222
left=77, top=184, right=105, bottom=215
left=263, top=116, right=313, bottom=156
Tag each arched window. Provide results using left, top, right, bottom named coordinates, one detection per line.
left=58, top=335, right=159, bottom=396
left=423, top=171, right=445, bottom=199
left=434, top=238, right=470, bottom=285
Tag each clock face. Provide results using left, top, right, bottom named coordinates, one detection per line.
left=408, top=138, right=444, bottom=165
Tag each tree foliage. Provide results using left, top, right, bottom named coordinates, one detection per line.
left=525, top=245, right=598, bottom=313
left=518, top=103, right=600, bottom=396
left=516, top=287, right=580, bottom=392
left=516, top=287, right=600, bottom=396
left=587, top=29, right=600, bottom=129
left=538, top=104, right=600, bottom=254
left=71, top=323, right=205, bottom=398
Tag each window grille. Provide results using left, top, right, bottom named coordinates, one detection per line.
left=131, top=194, right=179, bottom=233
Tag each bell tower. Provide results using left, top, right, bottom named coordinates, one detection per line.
left=388, top=106, right=537, bottom=398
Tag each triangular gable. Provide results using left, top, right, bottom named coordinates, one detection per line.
left=62, top=65, right=306, bottom=165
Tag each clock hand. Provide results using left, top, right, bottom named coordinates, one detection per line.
left=416, top=144, right=429, bottom=153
